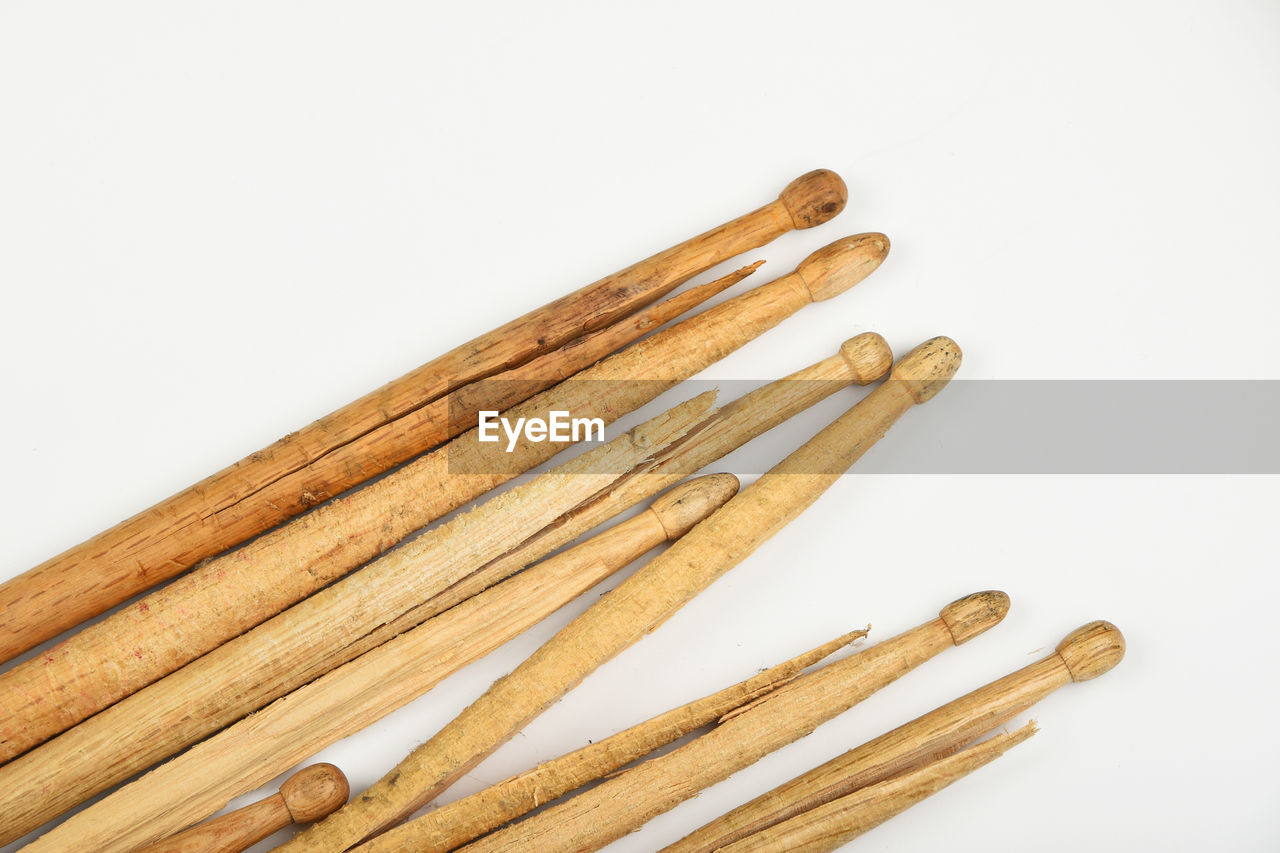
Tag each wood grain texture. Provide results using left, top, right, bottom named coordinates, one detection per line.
left=350, top=631, right=869, bottom=853
left=0, top=234, right=885, bottom=766
left=714, top=724, right=1038, bottom=853
left=0, top=324, right=894, bottom=848
left=1, top=395, right=715, bottom=849
left=14, top=473, right=735, bottom=853
left=664, top=621, right=1125, bottom=853
left=0, top=169, right=846, bottom=664
left=135, top=764, right=349, bottom=853
left=279, top=335, right=958, bottom=853
left=453, top=593, right=1008, bottom=853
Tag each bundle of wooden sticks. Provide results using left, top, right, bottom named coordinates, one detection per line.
left=0, top=170, right=1124, bottom=852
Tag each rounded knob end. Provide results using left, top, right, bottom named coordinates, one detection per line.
left=779, top=169, right=848, bottom=229
left=1056, top=621, right=1126, bottom=682
left=839, top=332, right=893, bottom=385
left=649, top=473, right=740, bottom=539
left=940, top=590, right=1011, bottom=645
left=889, top=336, right=962, bottom=403
left=280, top=763, right=350, bottom=824
left=795, top=233, right=890, bottom=302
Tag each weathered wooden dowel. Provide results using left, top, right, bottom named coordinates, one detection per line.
left=448, top=591, right=1006, bottom=853
left=0, top=327, right=896, bottom=846
left=664, top=621, right=1126, bottom=853
left=367, top=329, right=895, bottom=639
left=715, top=724, right=1038, bottom=853
left=0, top=168, right=845, bottom=664
left=0, top=232, right=887, bottom=765
left=135, top=764, right=349, bottom=853
left=278, top=336, right=963, bottom=853
left=0, top=396, right=716, bottom=849
left=349, top=629, right=868, bottom=853
left=12, top=474, right=737, bottom=853
left=363, top=591, right=1007, bottom=853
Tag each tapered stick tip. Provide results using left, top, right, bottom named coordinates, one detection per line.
left=839, top=332, right=893, bottom=385
left=795, top=232, right=890, bottom=302
left=889, top=336, right=962, bottom=403
left=779, top=169, right=848, bottom=229
left=940, top=590, right=1011, bottom=645
left=649, top=473, right=741, bottom=540
left=280, top=763, right=350, bottom=824
left=1056, top=621, right=1126, bottom=682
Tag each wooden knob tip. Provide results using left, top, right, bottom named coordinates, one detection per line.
left=839, top=332, right=893, bottom=385
left=795, top=232, right=890, bottom=302
left=779, top=168, right=848, bottom=229
left=889, top=336, right=962, bottom=403
left=940, top=590, right=1011, bottom=645
left=649, top=473, right=740, bottom=540
left=1056, top=620, right=1126, bottom=682
left=280, top=763, right=350, bottom=824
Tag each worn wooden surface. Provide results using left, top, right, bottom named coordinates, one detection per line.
left=351, top=630, right=867, bottom=853
left=279, top=336, right=960, bottom=853
left=666, top=621, right=1125, bottom=853
left=135, top=765, right=348, bottom=853
left=14, top=473, right=735, bottom=853
left=0, top=232, right=885, bottom=766
left=0, top=169, right=845, bottom=664
left=714, top=724, right=1038, bottom=853
left=0, top=396, right=714, bottom=849
left=454, top=592, right=1007, bottom=853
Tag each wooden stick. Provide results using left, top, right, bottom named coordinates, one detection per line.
left=0, top=396, right=715, bottom=849
left=448, top=591, right=1007, bottom=853
left=12, top=474, right=737, bottom=853
left=0, top=168, right=846, bottom=664
left=380, top=329, right=895, bottom=639
left=277, top=336, right=964, bottom=853
left=0, top=232, right=886, bottom=765
left=664, top=621, right=1125, bottom=853
left=0, top=327, right=896, bottom=845
left=716, top=723, right=1039, bottom=853
left=135, top=764, right=349, bottom=853
left=352, top=630, right=869, bottom=853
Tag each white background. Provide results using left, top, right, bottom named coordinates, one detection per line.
left=2, top=2, right=1278, bottom=850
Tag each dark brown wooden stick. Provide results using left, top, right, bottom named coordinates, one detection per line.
left=0, top=169, right=845, bottom=664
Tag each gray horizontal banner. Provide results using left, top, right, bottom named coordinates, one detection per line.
left=446, top=380, right=1280, bottom=475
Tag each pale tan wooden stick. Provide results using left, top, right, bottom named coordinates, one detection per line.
left=0, top=396, right=715, bottom=849
left=13, top=475, right=737, bottom=853
left=350, top=630, right=868, bottom=853
left=278, top=336, right=963, bottom=853
left=0, top=232, right=886, bottom=765
left=716, top=723, right=1039, bottom=853
left=366, top=330, right=895, bottom=639
left=664, top=621, right=1125, bottom=853
left=0, top=329, right=896, bottom=846
left=0, top=168, right=845, bottom=664
left=135, top=764, right=349, bottom=853
left=449, top=591, right=1007, bottom=853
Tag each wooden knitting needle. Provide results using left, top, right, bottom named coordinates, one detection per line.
left=0, top=232, right=886, bottom=766
left=12, top=474, right=738, bottom=853
left=664, top=621, right=1126, bottom=853
left=0, top=169, right=846, bottom=664
left=358, top=591, right=1008, bottom=853
left=135, top=764, right=349, bottom=853
left=278, top=336, right=963, bottom=853
left=715, top=723, right=1039, bottom=853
